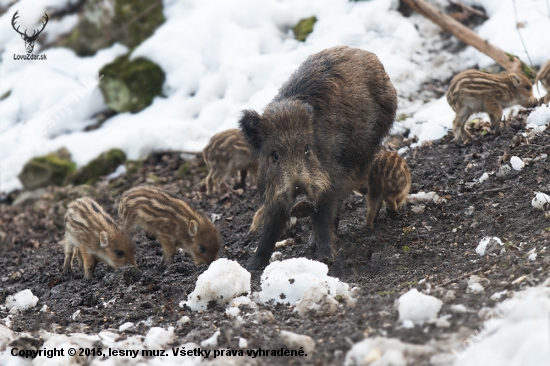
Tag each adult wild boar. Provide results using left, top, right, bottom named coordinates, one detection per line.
left=239, top=46, right=397, bottom=270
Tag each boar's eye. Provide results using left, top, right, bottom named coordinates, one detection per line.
left=304, top=146, right=310, bottom=156
left=199, top=245, right=207, bottom=254
left=114, top=250, right=125, bottom=258
left=525, top=85, right=531, bottom=91
left=271, top=151, right=279, bottom=163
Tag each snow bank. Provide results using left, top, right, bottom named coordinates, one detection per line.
left=181, top=259, right=250, bottom=311
left=258, top=258, right=350, bottom=305
left=398, top=288, right=442, bottom=323
left=527, top=104, right=550, bottom=126
left=532, top=193, right=550, bottom=211
left=5, top=289, right=39, bottom=311
left=476, top=236, right=503, bottom=256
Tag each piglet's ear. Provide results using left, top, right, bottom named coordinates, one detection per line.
left=99, top=231, right=109, bottom=248
left=188, top=220, right=198, bottom=238
left=239, top=109, right=262, bottom=152
left=509, top=73, right=522, bottom=88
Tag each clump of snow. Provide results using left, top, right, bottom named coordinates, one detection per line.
left=344, top=336, right=434, bottom=366
left=407, top=191, right=445, bottom=204
left=181, top=259, right=250, bottom=311
left=490, top=290, right=508, bottom=301
left=467, top=276, right=485, bottom=293
left=496, top=164, right=512, bottom=177
left=118, top=322, right=134, bottom=332
left=294, top=282, right=340, bottom=317
left=279, top=331, right=315, bottom=354
left=201, top=330, right=220, bottom=348
left=532, top=193, right=550, bottom=211
left=476, top=236, right=503, bottom=256
left=510, top=156, right=525, bottom=171
left=527, top=104, right=550, bottom=126
left=239, top=337, right=248, bottom=348
left=106, top=164, right=127, bottom=180
left=144, top=327, right=175, bottom=349
left=0, top=325, right=14, bottom=350
left=258, top=258, right=350, bottom=305
left=450, top=304, right=468, bottom=313
left=478, top=172, right=489, bottom=183
left=398, top=289, right=442, bottom=323
left=411, top=204, right=426, bottom=214
left=528, top=248, right=537, bottom=261
left=177, top=316, right=190, bottom=326
left=5, top=289, right=39, bottom=311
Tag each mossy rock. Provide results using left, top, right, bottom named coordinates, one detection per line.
left=65, top=149, right=126, bottom=185
left=293, top=16, right=317, bottom=42
left=99, top=55, right=165, bottom=113
left=18, top=148, right=76, bottom=191
left=62, top=0, right=165, bottom=56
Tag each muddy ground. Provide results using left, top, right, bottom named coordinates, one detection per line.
left=1, top=111, right=550, bottom=365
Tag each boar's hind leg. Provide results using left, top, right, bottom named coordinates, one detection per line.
left=453, top=108, right=473, bottom=142
left=311, top=201, right=340, bottom=259
left=247, top=208, right=287, bottom=270
left=484, top=102, right=503, bottom=136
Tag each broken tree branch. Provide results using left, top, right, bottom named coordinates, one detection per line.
left=448, top=0, right=487, bottom=19
left=403, top=0, right=535, bottom=78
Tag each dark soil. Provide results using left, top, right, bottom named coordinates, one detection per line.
left=1, top=112, right=550, bottom=365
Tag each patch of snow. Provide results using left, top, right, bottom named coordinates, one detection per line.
left=258, top=258, right=351, bottom=305
left=491, top=290, right=508, bottom=301
left=181, top=259, right=250, bottom=311
left=510, top=156, right=524, bottom=171
left=532, top=193, right=550, bottom=211
left=176, top=316, right=190, bottom=326
left=476, top=236, right=503, bottom=256
left=239, top=337, right=248, bottom=349
left=527, top=104, right=550, bottom=126
left=144, top=327, right=175, bottom=349
left=407, top=191, right=445, bottom=204
left=200, top=330, right=220, bottom=348
left=279, top=330, right=315, bottom=354
left=450, top=304, right=468, bottom=313
left=106, top=164, right=127, bottom=180
left=294, top=282, right=339, bottom=317
left=344, top=336, right=434, bottom=366
left=5, top=289, right=39, bottom=311
left=118, top=322, right=134, bottom=332
left=398, top=288, right=442, bottom=324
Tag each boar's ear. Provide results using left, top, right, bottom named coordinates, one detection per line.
left=509, top=73, right=522, bottom=88
left=99, top=231, right=109, bottom=248
left=188, top=220, right=198, bottom=238
left=239, top=110, right=262, bottom=151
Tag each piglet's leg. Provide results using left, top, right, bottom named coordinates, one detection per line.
left=80, top=249, right=96, bottom=279
left=247, top=207, right=286, bottom=270
left=158, top=234, right=177, bottom=265
left=485, top=102, right=503, bottom=136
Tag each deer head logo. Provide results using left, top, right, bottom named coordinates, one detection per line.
left=11, top=11, right=49, bottom=54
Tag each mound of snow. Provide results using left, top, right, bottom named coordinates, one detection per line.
left=510, top=156, right=524, bottom=171
left=181, top=259, right=250, bottom=311
left=527, top=104, right=550, bottom=126
left=398, top=289, right=442, bottom=323
left=476, top=236, right=503, bottom=256
left=259, top=258, right=350, bottom=305
left=5, top=289, right=39, bottom=311
left=532, top=193, right=550, bottom=211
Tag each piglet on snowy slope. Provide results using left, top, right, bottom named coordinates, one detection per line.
left=239, top=46, right=397, bottom=270
left=203, top=128, right=258, bottom=195
left=447, top=69, right=538, bottom=142
left=118, top=186, right=220, bottom=265
left=63, top=197, right=136, bottom=279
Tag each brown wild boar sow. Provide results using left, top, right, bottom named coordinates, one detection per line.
left=118, top=186, right=220, bottom=265
left=365, top=150, right=411, bottom=229
left=63, top=197, right=136, bottom=279
left=536, top=60, right=550, bottom=105
left=239, top=46, right=397, bottom=270
left=203, top=128, right=258, bottom=195
left=447, top=69, right=538, bottom=142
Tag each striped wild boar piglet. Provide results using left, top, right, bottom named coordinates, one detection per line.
left=239, top=46, right=397, bottom=270
left=203, top=128, right=258, bottom=195
left=536, top=60, right=550, bottom=105
left=63, top=197, right=136, bottom=279
left=118, top=186, right=220, bottom=265
left=447, top=69, right=538, bottom=142
left=365, top=150, right=411, bottom=229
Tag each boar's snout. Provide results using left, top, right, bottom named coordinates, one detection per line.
left=290, top=193, right=316, bottom=218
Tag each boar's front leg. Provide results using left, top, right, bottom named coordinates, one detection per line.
left=311, top=198, right=340, bottom=259
left=247, top=205, right=287, bottom=270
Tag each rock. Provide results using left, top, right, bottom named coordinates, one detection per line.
left=18, top=148, right=76, bottom=190
left=99, top=55, right=165, bottom=113
left=62, top=0, right=165, bottom=56
left=65, top=149, right=126, bottom=185
left=293, top=16, right=317, bottom=42
left=280, top=330, right=315, bottom=354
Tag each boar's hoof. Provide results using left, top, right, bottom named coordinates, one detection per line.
left=317, top=254, right=334, bottom=266
left=387, top=209, right=400, bottom=220
left=246, top=256, right=267, bottom=271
